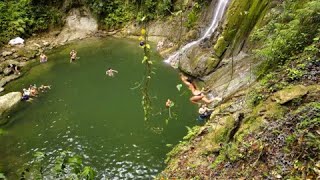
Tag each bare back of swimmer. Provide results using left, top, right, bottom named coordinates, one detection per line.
left=180, top=73, right=196, bottom=92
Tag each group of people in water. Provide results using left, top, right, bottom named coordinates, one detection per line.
left=39, top=49, right=78, bottom=64
left=26, top=48, right=214, bottom=120
left=40, top=49, right=118, bottom=77
left=21, top=84, right=51, bottom=101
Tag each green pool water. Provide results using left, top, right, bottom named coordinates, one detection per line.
left=0, top=37, right=197, bottom=179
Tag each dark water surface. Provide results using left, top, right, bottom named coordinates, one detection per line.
left=0, top=37, right=197, bottom=179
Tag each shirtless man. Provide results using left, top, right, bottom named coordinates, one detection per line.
left=70, top=49, right=77, bottom=63
left=106, top=68, right=118, bottom=77
left=40, top=53, right=48, bottom=63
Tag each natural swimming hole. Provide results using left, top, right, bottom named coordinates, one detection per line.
left=0, top=37, right=198, bottom=179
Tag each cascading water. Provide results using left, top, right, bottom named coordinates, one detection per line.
left=164, top=0, right=229, bottom=67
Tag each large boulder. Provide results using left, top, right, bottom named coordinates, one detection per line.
left=53, top=7, right=98, bottom=44
left=178, top=45, right=221, bottom=76
left=0, top=92, right=22, bottom=118
left=272, top=85, right=309, bottom=104
left=0, top=74, right=20, bottom=87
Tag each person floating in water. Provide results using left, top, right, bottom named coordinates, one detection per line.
left=29, top=84, right=38, bottom=97
left=39, top=53, right=48, bottom=63
left=21, top=88, right=31, bottom=101
left=70, top=49, right=77, bottom=63
left=106, top=68, right=118, bottom=77
left=165, top=99, right=173, bottom=108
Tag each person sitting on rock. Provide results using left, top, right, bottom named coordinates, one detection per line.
left=190, top=88, right=215, bottom=105
left=7, top=63, right=20, bottom=75
left=39, top=53, right=48, bottom=63
left=198, top=104, right=214, bottom=120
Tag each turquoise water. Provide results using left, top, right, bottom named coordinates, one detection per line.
left=0, top=37, right=197, bottom=179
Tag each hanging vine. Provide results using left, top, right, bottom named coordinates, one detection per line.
left=139, top=17, right=153, bottom=121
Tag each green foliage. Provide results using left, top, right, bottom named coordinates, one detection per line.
left=80, top=166, right=96, bottom=180
left=284, top=102, right=320, bottom=178
left=252, top=0, right=320, bottom=77
left=176, top=84, right=182, bottom=91
left=287, top=67, right=304, bottom=81
left=86, top=0, right=174, bottom=28
left=0, top=0, right=63, bottom=46
left=0, top=173, right=6, bottom=180
left=20, top=151, right=96, bottom=179
left=183, top=126, right=201, bottom=141
left=185, top=2, right=201, bottom=28
left=86, top=0, right=131, bottom=29
left=248, top=90, right=264, bottom=107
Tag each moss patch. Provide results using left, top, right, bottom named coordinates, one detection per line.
left=213, top=0, right=269, bottom=57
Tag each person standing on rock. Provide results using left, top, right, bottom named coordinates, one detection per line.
left=70, top=49, right=77, bottom=63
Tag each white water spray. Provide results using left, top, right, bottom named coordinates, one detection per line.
left=164, top=0, right=229, bottom=66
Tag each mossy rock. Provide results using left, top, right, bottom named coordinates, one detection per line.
left=213, top=36, right=228, bottom=57
left=271, top=85, right=309, bottom=105
left=159, top=45, right=179, bottom=57
left=16, top=48, right=37, bottom=59
left=213, top=0, right=270, bottom=58
left=199, top=115, right=235, bottom=153
left=184, top=29, right=199, bottom=41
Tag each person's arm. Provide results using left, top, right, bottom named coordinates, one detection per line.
left=112, top=70, right=118, bottom=73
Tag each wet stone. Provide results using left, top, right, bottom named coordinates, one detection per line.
left=2, top=51, right=13, bottom=57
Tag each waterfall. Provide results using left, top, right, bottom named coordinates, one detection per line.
left=164, top=0, right=229, bottom=67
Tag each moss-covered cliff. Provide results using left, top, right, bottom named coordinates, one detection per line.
left=159, top=0, right=320, bottom=179
left=213, top=0, right=269, bottom=58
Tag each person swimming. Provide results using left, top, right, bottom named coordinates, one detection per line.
left=70, top=49, right=77, bottom=63
left=165, top=99, right=173, bottom=108
left=40, top=53, right=48, bottom=63
left=21, top=88, right=31, bottom=101
left=29, top=84, right=38, bottom=97
left=106, top=68, right=118, bottom=77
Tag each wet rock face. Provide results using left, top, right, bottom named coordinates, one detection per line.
left=178, top=45, right=220, bottom=76
left=53, top=7, right=98, bottom=45
left=0, top=92, right=22, bottom=121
